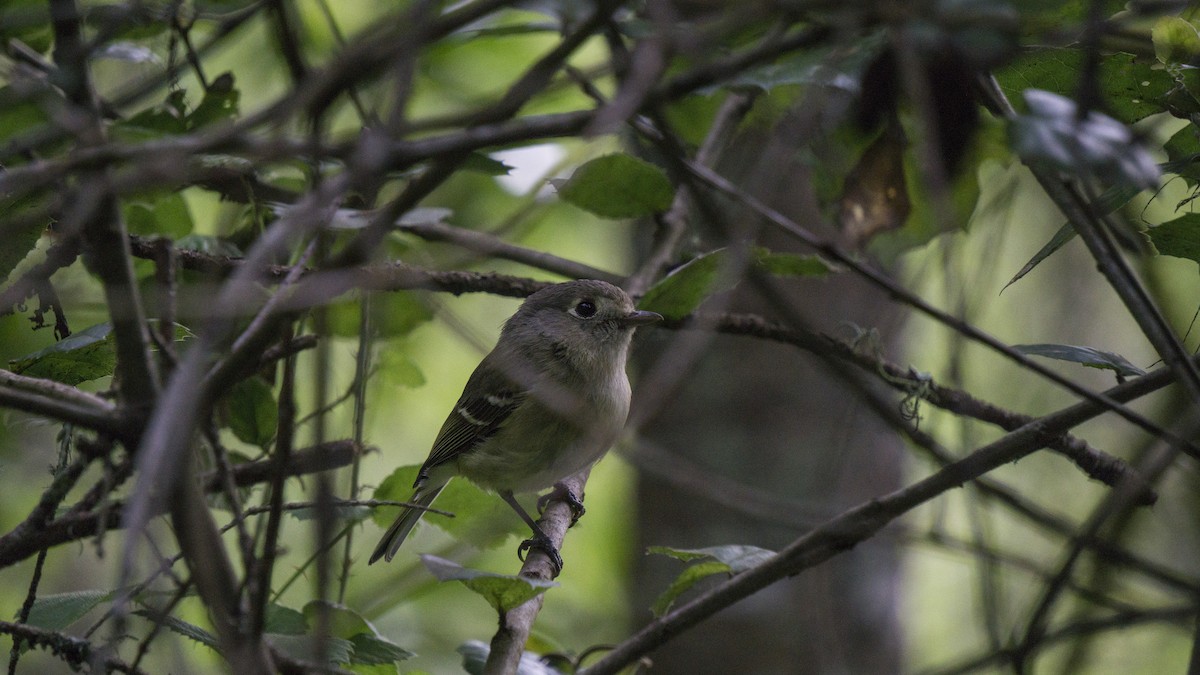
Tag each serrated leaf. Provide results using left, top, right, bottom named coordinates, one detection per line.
left=651, top=545, right=776, bottom=571
left=1014, top=343, right=1146, bottom=377
left=8, top=323, right=116, bottom=384
left=24, top=590, right=115, bottom=631
left=1002, top=182, right=1141, bottom=291
left=421, top=555, right=557, bottom=613
left=134, top=610, right=219, bottom=649
left=223, top=377, right=277, bottom=449
left=556, top=154, right=674, bottom=218
left=1148, top=214, right=1200, bottom=268
left=349, top=633, right=414, bottom=665
left=1164, top=126, right=1200, bottom=185
left=996, top=48, right=1175, bottom=124
left=0, top=194, right=48, bottom=284
left=266, top=633, right=354, bottom=665
left=264, top=603, right=308, bottom=635
left=302, top=601, right=373, bottom=640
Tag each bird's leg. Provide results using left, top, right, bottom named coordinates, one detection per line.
left=537, top=482, right=586, bottom=526
left=499, top=490, right=563, bottom=573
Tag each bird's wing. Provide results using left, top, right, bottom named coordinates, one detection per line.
left=416, top=358, right=525, bottom=484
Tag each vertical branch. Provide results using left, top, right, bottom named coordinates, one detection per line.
left=49, top=0, right=160, bottom=411
left=484, top=472, right=585, bottom=674
left=338, top=293, right=373, bottom=602
left=250, top=325, right=299, bottom=638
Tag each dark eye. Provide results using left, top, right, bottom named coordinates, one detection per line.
left=572, top=300, right=597, bottom=318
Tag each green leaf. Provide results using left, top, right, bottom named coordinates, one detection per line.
left=187, top=72, right=239, bottom=128
left=378, top=349, right=426, bottom=389
left=116, top=90, right=188, bottom=140
left=264, top=603, right=308, bottom=635
left=0, top=193, right=48, bottom=285
left=1164, top=126, right=1200, bottom=185
left=1002, top=182, right=1141, bottom=291
left=1149, top=214, right=1200, bottom=267
left=266, top=633, right=354, bottom=665
left=637, top=249, right=735, bottom=320
left=637, top=248, right=830, bottom=320
left=297, top=602, right=412, bottom=666
left=556, top=154, right=674, bottom=218
left=8, top=323, right=116, bottom=385
left=134, top=610, right=219, bottom=649
left=326, top=291, right=434, bottom=339
left=462, top=152, right=514, bottom=176
left=650, top=544, right=775, bottom=571
left=647, top=545, right=775, bottom=616
left=1153, top=17, right=1200, bottom=66
left=755, top=251, right=837, bottom=277
left=420, top=555, right=557, bottom=613
left=24, top=590, right=115, bottom=631
left=1014, top=343, right=1146, bottom=378
left=122, top=191, right=194, bottom=238
left=650, top=560, right=730, bottom=617
left=348, top=633, right=414, bottom=666
left=223, top=377, right=277, bottom=449
left=996, top=48, right=1175, bottom=124
left=302, top=601, right=372, bottom=640
left=6, top=322, right=190, bottom=385
left=372, top=465, right=517, bottom=548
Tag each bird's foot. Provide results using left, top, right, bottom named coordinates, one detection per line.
left=537, top=482, right=586, bottom=526
left=517, top=533, right=563, bottom=574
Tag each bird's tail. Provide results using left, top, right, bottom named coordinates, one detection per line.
left=369, top=483, right=446, bottom=564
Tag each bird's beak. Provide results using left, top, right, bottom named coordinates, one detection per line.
left=619, top=309, right=663, bottom=327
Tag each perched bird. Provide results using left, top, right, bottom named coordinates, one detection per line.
left=369, top=279, right=661, bottom=570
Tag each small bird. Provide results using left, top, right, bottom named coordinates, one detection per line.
left=369, top=279, right=661, bottom=570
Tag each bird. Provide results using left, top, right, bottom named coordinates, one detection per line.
left=369, top=279, right=661, bottom=570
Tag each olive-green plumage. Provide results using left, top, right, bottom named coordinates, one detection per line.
left=369, top=280, right=660, bottom=566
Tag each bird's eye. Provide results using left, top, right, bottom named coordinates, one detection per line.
left=572, top=300, right=597, bottom=318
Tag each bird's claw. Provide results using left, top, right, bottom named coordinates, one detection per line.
left=537, top=482, right=586, bottom=527
left=517, top=533, right=563, bottom=574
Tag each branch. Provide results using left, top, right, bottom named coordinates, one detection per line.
left=680, top=157, right=1194, bottom=451
left=484, top=471, right=585, bottom=673
left=0, top=621, right=148, bottom=675
left=0, top=440, right=361, bottom=570
left=578, top=365, right=1196, bottom=674
left=683, top=311, right=1163, bottom=499
left=50, top=0, right=160, bottom=413
left=0, top=370, right=124, bottom=436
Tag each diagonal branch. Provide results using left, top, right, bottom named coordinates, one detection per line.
left=578, top=363, right=1197, bottom=675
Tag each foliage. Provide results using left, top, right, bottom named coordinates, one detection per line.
left=0, top=1, right=1197, bottom=674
